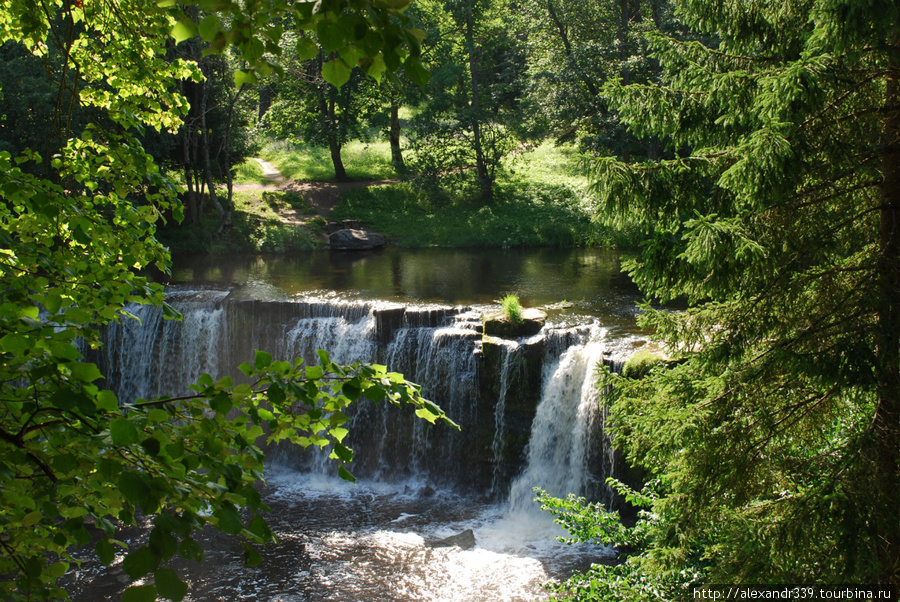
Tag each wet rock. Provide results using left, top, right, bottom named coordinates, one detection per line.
left=429, top=529, right=476, bottom=550
left=329, top=229, right=385, bottom=251
left=482, top=308, right=546, bottom=337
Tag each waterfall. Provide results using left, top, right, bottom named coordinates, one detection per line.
left=97, top=287, right=630, bottom=502
left=490, top=339, right=520, bottom=497
left=101, top=290, right=229, bottom=401
left=507, top=330, right=616, bottom=514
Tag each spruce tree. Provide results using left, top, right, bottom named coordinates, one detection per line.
left=560, top=0, right=899, bottom=592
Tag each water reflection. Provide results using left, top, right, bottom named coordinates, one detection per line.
left=169, top=248, right=644, bottom=335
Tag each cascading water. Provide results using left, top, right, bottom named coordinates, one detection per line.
left=80, top=286, right=641, bottom=601
left=507, top=329, right=615, bottom=515
left=489, top=339, right=520, bottom=497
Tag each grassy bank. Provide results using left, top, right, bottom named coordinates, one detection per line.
left=156, top=190, right=323, bottom=254
left=330, top=142, right=633, bottom=248
left=158, top=141, right=636, bottom=253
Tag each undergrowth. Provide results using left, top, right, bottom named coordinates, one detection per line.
left=330, top=141, right=639, bottom=247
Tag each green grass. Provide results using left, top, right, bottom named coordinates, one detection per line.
left=501, top=294, right=524, bottom=324
left=330, top=179, right=601, bottom=247
left=230, top=190, right=315, bottom=219
left=232, top=158, right=272, bottom=185
left=157, top=191, right=322, bottom=254
left=262, top=141, right=397, bottom=181
left=329, top=142, right=633, bottom=248
left=622, top=349, right=667, bottom=379
left=502, top=141, right=591, bottom=191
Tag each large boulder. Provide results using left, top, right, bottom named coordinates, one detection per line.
left=329, top=228, right=385, bottom=251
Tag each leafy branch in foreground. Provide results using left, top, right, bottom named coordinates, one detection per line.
left=0, top=0, right=444, bottom=599
left=0, top=345, right=455, bottom=601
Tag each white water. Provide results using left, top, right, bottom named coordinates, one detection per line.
left=490, top=339, right=520, bottom=497
left=508, top=332, right=611, bottom=514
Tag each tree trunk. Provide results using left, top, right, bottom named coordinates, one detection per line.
left=874, top=31, right=900, bottom=586
left=390, top=93, right=405, bottom=172
left=258, top=84, right=273, bottom=121
left=180, top=83, right=200, bottom=223
left=316, top=65, right=348, bottom=182
left=221, top=86, right=244, bottom=215
left=465, top=0, right=491, bottom=201
left=199, top=77, right=230, bottom=230
left=546, top=0, right=599, bottom=97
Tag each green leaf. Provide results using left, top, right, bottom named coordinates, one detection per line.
left=198, top=15, right=221, bottom=41
left=97, top=390, right=119, bottom=412
left=338, top=465, right=356, bottom=483
left=243, top=541, right=264, bottom=567
left=305, top=365, right=324, bottom=380
left=234, top=69, right=259, bottom=88
left=22, top=510, right=43, bottom=527
left=341, top=380, right=362, bottom=400
left=214, top=505, right=244, bottom=534
left=24, top=557, right=42, bottom=578
left=415, top=407, right=438, bottom=424
left=322, top=59, right=352, bottom=88
left=170, top=19, right=198, bottom=44
left=96, top=538, right=115, bottom=565
left=46, top=561, right=68, bottom=579
left=253, top=349, right=273, bottom=370
left=118, top=471, right=157, bottom=511
left=179, top=537, right=204, bottom=563
left=316, top=20, right=345, bottom=52
left=43, top=292, right=64, bottom=314
left=297, top=37, right=319, bottom=60
left=0, top=333, right=30, bottom=353
left=247, top=514, right=273, bottom=541
left=403, top=57, right=430, bottom=88
left=122, top=585, right=158, bottom=602
left=122, top=545, right=160, bottom=580
left=140, top=437, right=161, bottom=456
left=332, top=442, right=353, bottom=463
left=69, top=361, right=103, bottom=383
left=110, top=419, right=140, bottom=446
left=155, top=567, right=188, bottom=602
left=209, top=393, right=233, bottom=415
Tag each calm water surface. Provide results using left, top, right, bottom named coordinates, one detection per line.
left=169, top=247, right=644, bottom=335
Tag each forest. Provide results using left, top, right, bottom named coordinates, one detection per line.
left=0, top=0, right=897, bottom=599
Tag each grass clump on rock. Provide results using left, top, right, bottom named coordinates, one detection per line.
left=501, top=294, right=524, bottom=324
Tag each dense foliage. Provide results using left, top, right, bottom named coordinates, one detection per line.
left=540, top=0, right=900, bottom=596
left=0, top=1, right=449, bottom=600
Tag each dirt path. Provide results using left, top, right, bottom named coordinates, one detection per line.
left=232, top=159, right=397, bottom=225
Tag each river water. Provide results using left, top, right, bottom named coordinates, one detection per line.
left=69, top=248, right=646, bottom=601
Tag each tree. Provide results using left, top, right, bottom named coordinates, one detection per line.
left=0, top=0, right=446, bottom=600
left=407, top=0, right=524, bottom=201
left=542, top=0, right=899, bottom=595
left=263, top=35, right=384, bottom=181
left=518, top=0, right=677, bottom=159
